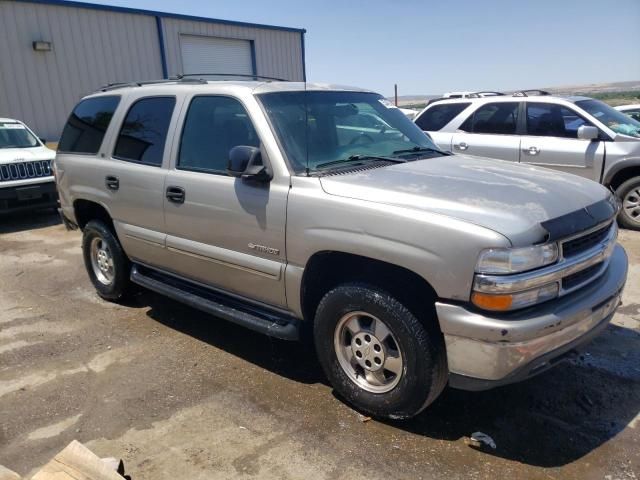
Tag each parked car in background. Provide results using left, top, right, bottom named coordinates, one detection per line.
left=615, top=104, right=640, bottom=122
left=0, top=118, right=57, bottom=213
left=55, top=79, right=627, bottom=419
left=414, top=91, right=640, bottom=230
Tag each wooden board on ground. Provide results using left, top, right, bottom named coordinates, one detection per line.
left=30, top=441, right=122, bottom=480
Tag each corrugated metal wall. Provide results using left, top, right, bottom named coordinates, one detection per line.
left=0, top=1, right=163, bottom=140
left=160, top=18, right=304, bottom=82
left=0, top=1, right=305, bottom=140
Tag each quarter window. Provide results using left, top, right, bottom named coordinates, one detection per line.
left=58, top=96, right=120, bottom=154
left=415, top=103, right=471, bottom=131
left=526, top=103, right=594, bottom=139
left=460, top=102, right=519, bottom=134
left=114, top=97, right=176, bottom=166
left=178, top=96, right=260, bottom=173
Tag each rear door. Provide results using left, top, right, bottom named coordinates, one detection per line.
left=520, top=101, right=604, bottom=181
left=451, top=101, right=521, bottom=161
left=104, top=95, right=178, bottom=267
left=414, top=102, right=472, bottom=151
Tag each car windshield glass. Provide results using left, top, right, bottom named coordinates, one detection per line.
left=258, top=91, right=441, bottom=174
left=575, top=99, right=640, bottom=138
left=0, top=122, right=39, bottom=148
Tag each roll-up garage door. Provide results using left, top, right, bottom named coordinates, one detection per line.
left=180, top=35, right=254, bottom=76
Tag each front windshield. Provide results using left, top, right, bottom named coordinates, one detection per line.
left=0, top=122, right=39, bottom=148
left=575, top=99, right=640, bottom=138
left=258, top=91, right=441, bottom=174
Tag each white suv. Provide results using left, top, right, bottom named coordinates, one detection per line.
left=0, top=118, right=57, bottom=213
left=414, top=91, right=640, bottom=230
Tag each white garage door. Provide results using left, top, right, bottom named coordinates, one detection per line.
left=180, top=35, right=253, bottom=76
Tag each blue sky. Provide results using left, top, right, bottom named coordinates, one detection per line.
left=91, top=0, right=640, bottom=96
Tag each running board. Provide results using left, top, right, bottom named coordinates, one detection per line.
left=130, top=264, right=300, bottom=341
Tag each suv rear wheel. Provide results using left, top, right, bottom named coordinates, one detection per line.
left=314, top=283, right=447, bottom=419
left=82, top=220, right=133, bottom=301
left=616, top=177, right=640, bottom=231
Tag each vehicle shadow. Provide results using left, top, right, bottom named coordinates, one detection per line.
left=133, top=290, right=640, bottom=468
left=0, top=209, right=61, bottom=234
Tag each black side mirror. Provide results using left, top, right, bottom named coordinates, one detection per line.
left=227, top=146, right=272, bottom=182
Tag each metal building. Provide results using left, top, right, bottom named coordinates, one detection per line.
left=0, top=0, right=307, bottom=140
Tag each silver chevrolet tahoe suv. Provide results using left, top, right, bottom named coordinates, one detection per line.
left=414, top=91, right=640, bottom=230
left=55, top=80, right=628, bottom=419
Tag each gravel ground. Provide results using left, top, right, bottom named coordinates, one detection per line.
left=0, top=211, right=638, bottom=479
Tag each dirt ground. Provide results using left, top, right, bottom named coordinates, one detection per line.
left=0, top=211, right=639, bottom=480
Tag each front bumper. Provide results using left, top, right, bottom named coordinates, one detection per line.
left=0, top=180, right=58, bottom=213
left=438, top=244, right=628, bottom=391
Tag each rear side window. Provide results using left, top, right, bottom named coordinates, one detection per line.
left=178, top=96, right=260, bottom=174
left=113, top=97, right=176, bottom=166
left=58, top=96, right=120, bottom=154
left=460, top=102, right=519, bottom=134
left=526, top=103, right=594, bottom=138
left=415, top=103, right=470, bottom=131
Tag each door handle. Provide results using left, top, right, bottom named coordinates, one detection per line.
left=524, top=146, right=540, bottom=155
left=455, top=142, right=468, bottom=151
left=105, top=175, right=119, bottom=191
left=166, top=186, right=185, bottom=204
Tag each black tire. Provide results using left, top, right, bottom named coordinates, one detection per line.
left=314, top=283, right=448, bottom=419
left=82, top=220, right=133, bottom=301
left=616, top=177, right=640, bottom=231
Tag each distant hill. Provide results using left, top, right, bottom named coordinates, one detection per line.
left=391, top=80, right=640, bottom=108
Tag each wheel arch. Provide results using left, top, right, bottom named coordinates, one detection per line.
left=300, top=250, right=440, bottom=330
left=604, top=159, right=640, bottom=191
left=73, top=198, right=115, bottom=232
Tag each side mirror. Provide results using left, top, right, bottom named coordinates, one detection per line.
left=39, top=137, right=47, bottom=145
left=577, top=125, right=599, bottom=141
left=227, top=146, right=272, bottom=182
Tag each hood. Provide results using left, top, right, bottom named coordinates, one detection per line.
left=0, top=145, right=55, bottom=164
left=319, top=155, right=613, bottom=246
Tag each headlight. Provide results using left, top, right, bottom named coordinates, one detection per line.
left=471, top=283, right=559, bottom=311
left=476, top=243, right=558, bottom=274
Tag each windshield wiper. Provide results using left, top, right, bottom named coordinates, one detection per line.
left=316, top=154, right=406, bottom=170
left=392, top=146, right=448, bottom=155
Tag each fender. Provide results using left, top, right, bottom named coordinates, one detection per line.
left=602, top=157, right=640, bottom=186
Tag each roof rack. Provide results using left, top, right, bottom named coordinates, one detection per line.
left=512, top=89, right=550, bottom=97
left=98, top=77, right=205, bottom=92
left=468, top=91, right=504, bottom=97
left=97, top=73, right=289, bottom=93
left=176, top=73, right=289, bottom=82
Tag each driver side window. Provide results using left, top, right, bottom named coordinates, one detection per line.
left=178, top=96, right=260, bottom=174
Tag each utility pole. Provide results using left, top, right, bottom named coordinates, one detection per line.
left=394, top=84, right=398, bottom=106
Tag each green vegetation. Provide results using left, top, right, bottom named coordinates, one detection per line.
left=585, top=91, right=640, bottom=107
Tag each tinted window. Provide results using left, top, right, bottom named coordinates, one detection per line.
left=178, top=96, right=260, bottom=173
left=415, top=103, right=470, bottom=131
left=58, top=96, right=120, bottom=154
left=460, top=102, right=519, bottom=134
left=113, top=97, right=175, bottom=166
left=525, top=103, right=594, bottom=138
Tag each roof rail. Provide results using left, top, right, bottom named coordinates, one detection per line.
left=98, top=77, right=205, bottom=92
left=176, top=73, right=289, bottom=82
left=512, top=89, right=550, bottom=97
left=469, top=91, right=504, bottom=97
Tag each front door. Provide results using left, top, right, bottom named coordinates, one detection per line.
left=162, top=95, right=289, bottom=308
left=520, top=102, right=604, bottom=181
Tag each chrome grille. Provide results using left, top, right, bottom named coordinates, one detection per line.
left=0, top=160, right=52, bottom=182
left=562, top=224, right=611, bottom=258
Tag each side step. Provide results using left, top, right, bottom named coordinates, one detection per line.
left=130, top=264, right=300, bottom=341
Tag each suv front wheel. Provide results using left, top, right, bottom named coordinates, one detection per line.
left=314, top=283, right=448, bottom=419
left=616, top=177, right=640, bottom=231
left=82, top=220, right=133, bottom=301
